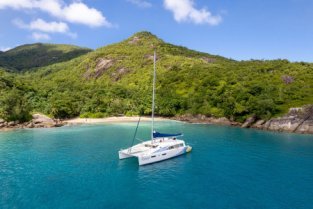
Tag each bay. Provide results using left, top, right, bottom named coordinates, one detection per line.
left=0, top=122, right=313, bottom=209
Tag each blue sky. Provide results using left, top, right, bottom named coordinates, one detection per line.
left=0, top=0, right=312, bottom=62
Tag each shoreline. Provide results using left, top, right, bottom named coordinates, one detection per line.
left=0, top=116, right=175, bottom=132
left=1, top=114, right=312, bottom=135
left=64, top=116, right=172, bottom=124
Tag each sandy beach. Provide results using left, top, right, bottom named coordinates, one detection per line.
left=0, top=116, right=175, bottom=132
left=64, top=116, right=171, bottom=124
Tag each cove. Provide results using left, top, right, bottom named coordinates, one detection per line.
left=0, top=122, right=313, bottom=209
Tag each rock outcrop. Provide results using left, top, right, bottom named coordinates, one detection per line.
left=84, top=58, right=115, bottom=79
left=0, top=119, right=5, bottom=128
left=111, top=67, right=130, bottom=81
left=251, top=120, right=265, bottom=129
left=128, top=36, right=140, bottom=44
left=201, top=57, right=216, bottom=63
left=241, top=115, right=256, bottom=128
left=0, top=113, right=64, bottom=131
left=249, top=105, right=313, bottom=134
left=173, top=114, right=241, bottom=126
left=31, top=113, right=59, bottom=128
left=175, top=106, right=313, bottom=134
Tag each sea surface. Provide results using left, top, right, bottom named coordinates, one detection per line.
left=0, top=121, right=313, bottom=209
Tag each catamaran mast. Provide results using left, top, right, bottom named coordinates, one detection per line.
left=151, top=50, right=156, bottom=142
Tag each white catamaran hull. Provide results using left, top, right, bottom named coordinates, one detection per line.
left=138, top=146, right=190, bottom=166
left=119, top=141, right=192, bottom=166
left=118, top=151, right=133, bottom=160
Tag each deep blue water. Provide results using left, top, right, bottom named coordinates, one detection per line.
left=0, top=122, right=313, bottom=209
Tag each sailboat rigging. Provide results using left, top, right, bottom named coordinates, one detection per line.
left=118, top=50, right=192, bottom=166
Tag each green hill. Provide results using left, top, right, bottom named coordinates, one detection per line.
left=0, top=43, right=92, bottom=71
left=0, top=31, right=312, bottom=122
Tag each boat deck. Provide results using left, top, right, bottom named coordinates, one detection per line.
left=120, top=138, right=185, bottom=157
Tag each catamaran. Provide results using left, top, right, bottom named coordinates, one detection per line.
left=118, top=50, right=192, bottom=166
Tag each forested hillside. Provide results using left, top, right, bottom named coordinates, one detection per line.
left=0, top=43, right=92, bottom=71
left=0, top=32, right=312, bottom=122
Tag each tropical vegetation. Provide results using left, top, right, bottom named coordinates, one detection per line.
left=0, top=31, right=312, bottom=122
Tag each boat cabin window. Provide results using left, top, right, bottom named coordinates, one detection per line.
left=168, top=143, right=184, bottom=150
left=174, top=143, right=184, bottom=148
left=144, top=144, right=158, bottom=148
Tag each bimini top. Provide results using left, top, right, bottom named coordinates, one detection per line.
left=153, top=131, right=183, bottom=139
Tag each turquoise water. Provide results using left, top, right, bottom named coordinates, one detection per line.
left=0, top=122, right=313, bottom=209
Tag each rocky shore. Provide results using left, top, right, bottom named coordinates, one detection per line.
left=172, top=114, right=241, bottom=126
left=0, top=113, right=64, bottom=131
left=173, top=105, right=313, bottom=134
left=251, top=106, right=313, bottom=134
left=1, top=106, right=312, bottom=134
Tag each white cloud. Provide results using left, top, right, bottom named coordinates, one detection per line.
left=62, top=2, right=110, bottom=27
left=163, top=0, right=222, bottom=25
left=13, top=18, right=77, bottom=38
left=13, top=18, right=77, bottom=39
left=0, top=46, right=12, bottom=51
left=34, top=0, right=63, bottom=17
left=0, top=0, right=33, bottom=10
left=0, top=0, right=111, bottom=27
left=14, top=18, right=68, bottom=33
left=32, top=32, right=50, bottom=41
left=30, top=18, right=68, bottom=33
left=127, top=0, right=152, bottom=8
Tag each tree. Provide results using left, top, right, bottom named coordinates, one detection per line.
left=0, top=88, right=32, bottom=122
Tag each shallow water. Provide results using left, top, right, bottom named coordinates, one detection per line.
left=0, top=122, right=313, bottom=209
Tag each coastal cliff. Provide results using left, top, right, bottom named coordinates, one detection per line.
left=252, top=105, right=313, bottom=134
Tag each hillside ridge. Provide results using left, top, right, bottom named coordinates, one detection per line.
left=0, top=43, right=92, bottom=71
